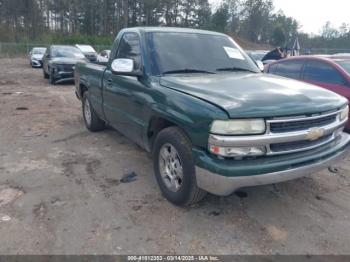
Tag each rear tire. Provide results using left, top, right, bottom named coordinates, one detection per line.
left=153, top=127, right=207, bottom=206
left=82, top=91, right=105, bottom=132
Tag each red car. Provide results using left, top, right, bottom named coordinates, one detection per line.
left=265, top=55, right=350, bottom=129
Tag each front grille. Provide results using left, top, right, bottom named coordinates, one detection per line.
left=265, top=110, right=344, bottom=155
left=270, top=114, right=336, bottom=133
left=57, top=64, right=74, bottom=71
left=64, top=64, right=74, bottom=70
left=270, top=134, right=333, bottom=153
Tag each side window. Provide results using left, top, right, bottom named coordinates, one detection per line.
left=304, top=61, right=344, bottom=85
left=116, top=33, right=142, bottom=70
left=274, top=60, right=304, bottom=79
left=51, top=47, right=56, bottom=57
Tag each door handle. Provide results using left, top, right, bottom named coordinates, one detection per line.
left=105, top=79, right=113, bottom=89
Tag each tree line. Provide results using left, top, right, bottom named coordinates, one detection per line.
left=0, top=0, right=349, bottom=50
left=299, top=22, right=350, bottom=50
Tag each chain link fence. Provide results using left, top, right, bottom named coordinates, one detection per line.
left=0, top=42, right=111, bottom=58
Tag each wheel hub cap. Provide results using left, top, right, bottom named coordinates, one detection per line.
left=159, top=144, right=183, bottom=192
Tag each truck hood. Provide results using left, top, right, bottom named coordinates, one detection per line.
left=160, top=73, right=347, bottom=118
left=50, top=57, right=87, bottom=65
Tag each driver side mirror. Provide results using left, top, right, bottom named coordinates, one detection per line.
left=256, top=60, right=265, bottom=72
left=111, top=58, right=142, bottom=77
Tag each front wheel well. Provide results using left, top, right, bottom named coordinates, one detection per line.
left=80, top=84, right=88, bottom=98
left=148, top=117, right=179, bottom=151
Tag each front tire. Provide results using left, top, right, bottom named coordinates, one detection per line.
left=49, top=68, right=56, bottom=85
left=82, top=92, right=105, bottom=132
left=43, top=69, right=49, bottom=79
left=153, top=127, right=207, bottom=206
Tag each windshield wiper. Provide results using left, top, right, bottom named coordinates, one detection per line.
left=216, top=67, right=256, bottom=73
left=162, top=69, right=215, bottom=75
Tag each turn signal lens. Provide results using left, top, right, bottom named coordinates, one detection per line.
left=340, top=106, right=349, bottom=121
left=209, top=145, right=266, bottom=157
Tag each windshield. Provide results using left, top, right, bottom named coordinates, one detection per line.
left=336, top=60, right=350, bottom=74
left=52, top=46, right=85, bottom=58
left=32, top=48, right=46, bottom=55
left=148, top=32, right=259, bottom=75
left=76, top=45, right=96, bottom=53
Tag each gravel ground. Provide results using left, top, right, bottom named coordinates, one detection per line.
left=0, top=58, right=350, bottom=255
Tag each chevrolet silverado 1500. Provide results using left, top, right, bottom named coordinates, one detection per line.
left=75, top=27, right=350, bottom=205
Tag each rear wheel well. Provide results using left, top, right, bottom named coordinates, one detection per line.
left=148, top=117, right=177, bottom=151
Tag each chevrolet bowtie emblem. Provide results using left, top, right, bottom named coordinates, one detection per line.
left=306, top=127, right=325, bottom=141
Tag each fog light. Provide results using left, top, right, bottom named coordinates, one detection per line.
left=209, top=145, right=266, bottom=157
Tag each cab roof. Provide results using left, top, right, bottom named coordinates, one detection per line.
left=50, top=45, right=76, bottom=48
left=123, top=27, right=227, bottom=36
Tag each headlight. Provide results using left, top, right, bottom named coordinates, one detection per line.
left=211, top=119, right=266, bottom=135
left=339, top=106, right=349, bottom=121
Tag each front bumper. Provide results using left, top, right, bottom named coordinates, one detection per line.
left=53, top=70, right=74, bottom=83
left=194, top=132, right=350, bottom=196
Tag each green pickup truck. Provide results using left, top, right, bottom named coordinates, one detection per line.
left=75, top=27, right=350, bottom=205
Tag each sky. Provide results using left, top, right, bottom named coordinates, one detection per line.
left=208, top=0, right=350, bottom=35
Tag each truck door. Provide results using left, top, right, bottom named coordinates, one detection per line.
left=102, top=32, right=147, bottom=146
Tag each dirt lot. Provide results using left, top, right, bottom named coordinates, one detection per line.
left=0, top=58, right=350, bottom=255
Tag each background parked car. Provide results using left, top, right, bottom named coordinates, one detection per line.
left=75, top=44, right=98, bottom=62
left=261, top=47, right=287, bottom=65
left=265, top=55, right=350, bottom=129
left=246, top=50, right=268, bottom=71
left=42, top=45, right=87, bottom=85
left=96, top=50, right=111, bottom=63
left=29, top=47, right=46, bottom=68
left=246, top=50, right=268, bottom=62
